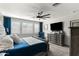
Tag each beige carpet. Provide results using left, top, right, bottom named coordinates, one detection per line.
left=48, top=43, right=69, bottom=56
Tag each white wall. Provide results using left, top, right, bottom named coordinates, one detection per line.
left=43, top=20, right=51, bottom=39
left=0, top=15, right=3, bottom=26
left=48, top=12, right=79, bottom=46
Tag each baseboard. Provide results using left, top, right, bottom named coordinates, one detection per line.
left=63, top=44, right=70, bottom=47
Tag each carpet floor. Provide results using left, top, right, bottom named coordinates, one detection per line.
left=48, top=43, right=69, bottom=56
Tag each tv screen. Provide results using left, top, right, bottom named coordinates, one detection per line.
left=50, top=22, right=63, bottom=31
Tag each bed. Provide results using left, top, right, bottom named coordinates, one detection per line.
left=2, top=37, right=48, bottom=56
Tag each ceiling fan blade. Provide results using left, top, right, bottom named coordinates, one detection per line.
left=38, top=11, right=43, bottom=16
left=42, top=14, right=50, bottom=17
left=52, top=3, right=61, bottom=7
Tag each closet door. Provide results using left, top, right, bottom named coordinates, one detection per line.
left=70, top=27, right=79, bottom=56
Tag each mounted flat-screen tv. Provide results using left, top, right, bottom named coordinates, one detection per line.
left=50, top=22, right=63, bottom=31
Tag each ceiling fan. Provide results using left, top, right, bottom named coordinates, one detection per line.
left=34, top=11, right=51, bottom=20
left=52, top=3, right=61, bottom=7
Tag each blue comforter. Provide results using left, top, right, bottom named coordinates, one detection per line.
left=5, top=40, right=47, bottom=56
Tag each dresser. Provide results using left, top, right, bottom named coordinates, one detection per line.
left=47, top=31, right=64, bottom=46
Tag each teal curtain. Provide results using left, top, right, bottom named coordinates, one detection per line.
left=39, top=22, right=43, bottom=32
left=39, top=22, right=45, bottom=39
left=3, top=16, right=11, bottom=35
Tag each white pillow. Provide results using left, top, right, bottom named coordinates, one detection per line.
left=0, top=35, right=14, bottom=51
left=11, top=34, right=21, bottom=43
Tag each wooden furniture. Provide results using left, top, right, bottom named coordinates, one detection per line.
left=47, top=31, right=64, bottom=46
left=70, top=19, right=79, bottom=56
left=70, top=27, right=79, bottom=56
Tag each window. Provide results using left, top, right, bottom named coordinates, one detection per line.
left=34, top=22, right=39, bottom=34
left=22, top=22, right=33, bottom=34
left=11, top=21, right=21, bottom=34
left=11, top=18, right=40, bottom=35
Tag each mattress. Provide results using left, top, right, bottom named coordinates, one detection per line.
left=5, top=37, right=47, bottom=56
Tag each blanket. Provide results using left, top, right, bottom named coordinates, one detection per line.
left=0, top=35, right=14, bottom=51
left=23, top=37, right=44, bottom=45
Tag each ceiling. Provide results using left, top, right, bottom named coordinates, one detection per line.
left=0, top=3, right=79, bottom=20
